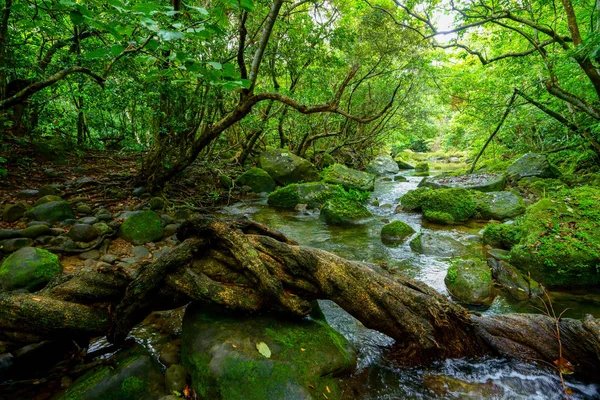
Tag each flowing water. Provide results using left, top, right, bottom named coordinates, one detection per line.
left=217, top=164, right=600, bottom=399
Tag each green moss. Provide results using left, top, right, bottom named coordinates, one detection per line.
left=400, top=188, right=429, bottom=211
left=121, top=377, right=147, bottom=397
left=445, top=258, right=494, bottom=305
left=119, top=211, right=163, bottom=244
left=423, top=210, right=454, bottom=225
left=267, top=183, right=344, bottom=209
left=415, top=162, right=429, bottom=172
left=381, top=220, right=415, bottom=242
left=517, top=177, right=566, bottom=197
left=0, top=247, right=62, bottom=291
left=321, top=164, right=375, bottom=191
left=267, top=184, right=301, bottom=208
left=401, top=188, right=477, bottom=223
left=482, top=222, right=522, bottom=249
left=236, top=168, right=276, bottom=193
left=446, top=263, right=458, bottom=284
left=321, top=197, right=372, bottom=226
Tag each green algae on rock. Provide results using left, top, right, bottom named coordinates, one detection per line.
left=381, top=220, right=415, bottom=244
left=482, top=222, right=522, bottom=249
left=400, top=188, right=477, bottom=224
left=0, top=247, right=62, bottom=292
left=119, top=210, right=164, bottom=245
left=506, top=152, right=561, bottom=182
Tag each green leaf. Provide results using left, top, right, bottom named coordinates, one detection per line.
left=256, top=342, right=271, bottom=358
left=70, top=10, right=84, bottom=25
left=132, top=3, right=161, bottom=14
left=146, top=39, right=161, bottom=51
left=158, top=30, right=184, bottom=41
left=84, top=48, right=110, bottom=60
left=0, top=168, right=7, bottom=179
left=0, top=157, right=6, bottom=163
left=240, top=0, right=255, bottom=12
left=185, top=3, right=210, bottom=15
left=207, top=61, right=222, bottom=70
left=110, top=45, right=126, bottom=56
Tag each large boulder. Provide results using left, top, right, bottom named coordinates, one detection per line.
left=24, top=201, right=74, bottom=224
left=120, top=211, right=164, bottom=245
left=236, top=168, right=277, bottom=193
left=419, top=174, right=506, bottom=192
left=409, top=233, right=470, bottom=258
left=445, top=258, right=495, bottom=306
left=473, top=191, right=525, bottom=220
left=506, top=153, right=561, bottom=182
left=320, top=199, right=372, bottom=226
left=267, top=183, right=342, bottom=209
left=0, top=247, right=62, bottom=292
left=181, top=304, right=356, bottom=400
left=400, top=188, right=477, bottom=225
left=259, top=149, right=319, bottom=185
left=57, top=346, right=165, bottom=400
left=508, top=186, right=600, bottom=288
left=380, top=220, right=415, bottom=244
left=365, top=155, right=400, bottom=176
left=322, top=164, right=376, bottom=191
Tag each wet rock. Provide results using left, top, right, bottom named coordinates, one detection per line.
left=381, top=220, right=415, bottom=244
left=259, top=148, right=320, bottom=185
left=132, top=246, right=150, bottom=258
left=474, top=191, right=525, bottom=220
left=59, top=219, right=78, bottom=227
left=366, top=155, right=400, bottom=176
left=506, top=152, right=561, bottom=182
left=19, top=224, right=51, bottom=239
left=0, top=238, right=35, bottom=253
left=394, top=158, right=414, bottom=169
left=165, top=364, right=187, bottom=394
left=76, top=204, right=93, bottom=215
left=490, top=259, right=543, bottom=301
left=74, top=177, right=96, bottom=186
left=16, top=189, right=39, bottom=199
left=181, top=304, right=356, bottom=400
left=43, top=168, right=65, bottom=178
left=159, top=340, right=181, bottom=367
left=423, top=374, right=504, bottom=398
left=57, top=345, right=165, bottom=400
left=36, top=235, right=53, bottom=245
left=34, top=195, right=63, bottom=206
left=409, top=233, right=470, bottom=258
left=25, top=201, right=74, bottom=224
left=161, top=214, right=175, bottom=225
left=67, top=224, right=100, bottom=243
left=0, top=247, right=62, bottom=292
left=149, top=197, right=165, bottom=210
left=79, top=250, right=101, bottom=260
left=445, top=258, right=495, bottom=306
left=267, top=183, right=341, bottom=209
left=321, top=199, right=372, bottom=226
left=48, top=236, right=78, bottom=251
left=236, top=167, right=277, bottom=193
left=394, top=175, right=407, bottom=182
left=164, top=224, right=180, bottom=237
left=120, top=211, right=164, bottom=245
left=174, top=209, right=190, bottom=221
left=95, top=209, right=113, bottom=221
left=322, top=163, right=376, bottom=191
left=2, top=202, right=30, bottom=222
left=0, top=229, right=19, bottom=240
left=487, top=248, right=510, bottom=261
left=419, top=173, right=506, bottom=192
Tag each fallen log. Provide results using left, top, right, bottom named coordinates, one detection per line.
left=0, top=216, right=598, bottom=379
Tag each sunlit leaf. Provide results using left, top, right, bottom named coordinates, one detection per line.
left=207, top=61, right=222, bottom=70
left=256, top=342, right=271, bottom=358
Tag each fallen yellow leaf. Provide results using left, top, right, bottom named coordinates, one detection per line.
left=326, top=386, right=331, bottom=393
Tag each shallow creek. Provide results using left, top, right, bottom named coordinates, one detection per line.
left=213, top=164, right=600, bottom=399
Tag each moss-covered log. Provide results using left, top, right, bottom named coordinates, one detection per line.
left=0, top=216, right=599, bottom=379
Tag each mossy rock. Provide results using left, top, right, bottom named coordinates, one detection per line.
left=399, top=188, right=429, bottom=211
left=508, top=186, right=600, bottom=288
left=57, top=346, right=165, bottom=400
left=419, top=174, right=506, bottom=192
left=321, top=164, right=376, bottom=191
left=24, top=201, right=74, bottom=224
left=119, top=211, right=164, bottom=245
left=401, top=188, right=476, bottom=224
left=506, top=152, right=561, bottom=182
left=445, top=258, right=495, bottom=306
left=516, top=177, right=566, bottom=197
left=320, top=199, right=372, bottom=226
left=259, top=149, right=320, bottom=185
left=394, top=157, right=414, bottom=170
left=409, top=232, right=470, bottom=258
left=320, top=153, right=336, bottom=168
left=2, top=202, right=30, bottom=222
left=491, top=260, right=544, bottom=301
left=236, top=168, right=277, bottom=193
left=267, top=183, right=342, bottom=209
left=482, top=222, right=522, bottom=249
left=472, top=191, right=525, bottom=220
left=365, top=155, right=400, bottom=176
left=181, top=304, right=356, bottom=400
left=423, top=210, right=455, bottom=225
left=0, top=247, right=62, bottom=292
left=34, top=195, right=64, bottom=206
left=414, top=162, right=429, bottom=172
left=381, top=220, right=415, bottom=244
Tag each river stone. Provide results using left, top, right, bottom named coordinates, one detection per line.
left=0, top=247, right=62, bottom=292
left=506, top=152, right=561, bottom=182
left=67, top=224, right=100, bottom=243
left=445, top=258, right=495, bottom=306
left=0, top=238, right=35, bottom=253
left=19, top=224, right=51, bottom=239
left=401, top=188, right=477, bottom=225
left=132, top=245, right=150, bottom=258
left=49, top=236, right=78, bottom=252
left=95, top=209, right=113, bottom=221
left=159, top=340, right=181, bottom=367
left=423, top=375, right=504, bottom=398
left=16, top=189, right=39, bottom=198
left=474, top=191, right=525, bottom=220
left=409, top=233, right=470, bottom=258
left=259, top=149, right=320, bottom=185
left=25, top=201, right=74, bottom=224
left=57, top=346, right=165, bottom=400
left=38, top=184, right=59, bottom=196
left=394, top=175, right=407, bottom=182
left=419, top=174, right=506, bottom=192
left=2, top=202, right=30, bottom=222
left=320, top=199, right=372, bottom=226
left=76, top=204, right=93, bottom=215
left=164, top=224, right=179, bottom=237
left=381, top=220, right=415, bottom=244
left=394, top=158, right=414, bottom=169
left=0, top=229, right=19, bottom=240
left=490, top=259, right=543, bottom=301
left=79, top=249, right=101, bottom=260
left=34, top=195, right=63, bottom=206
left=120, top=211, right=164, bottom=245
left=149, top=197, right=165, bottom=210
left=267, top=183, right=341, bottom=209
left=236, top=167, right=277, bottom=193
left=322, top=164, right=376, bottom=191
left=79, top=216, right=99, bottom=225
left=181, top=304, right=356, bottom=400
left=508, top=186, right=600, bottom=288
left=365, top=155, right=400, bottom=176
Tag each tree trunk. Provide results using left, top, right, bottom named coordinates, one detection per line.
left=1, top=217, right=599, bottom=379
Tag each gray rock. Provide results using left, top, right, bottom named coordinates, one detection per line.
left=445, top=258, right=495, bottom=306
left=490, top=259, right=544, bottom=301
left=132, top=246, right=150, bottom=258
left=321, top=164, right=376, bottom=191
left=48, top=236, right=78, bottom=252
left=60, top=219, right=78, bottom=227
left=79, top=216, right=99, bottom=225
left=259, top=148, right=320, bottom=185
left=38, top=184, right=59, bottom=196
left=0, top=229, right=19, bottom=240
left=159, top=340, right=181, bottom=367
left=19, top=225, right=51, bottom=239
left=34, top=195, right=63, bottom=206
left=0, top=238, right=35, bottom=253
left=16, top=189, right=39, bottom=198
left=84, top=259, right=96, bottom=268
left=475, top=191, right=525, bottom=220
left=419, top=174, right=506, bottom=192
left=132, top=186, right=146, bottom=196
left=27, top=221, right=49, bottom=227
left=95, top=209, right=113, bottom=221
left=79, top=250, right=101, bottom=260
left=49, top=228, right=66, bottom=236
left=76, top=204, right=93, bottom=215
left=164, top=224, right=179, bottom=237
left=2, top=202, right=30, bottom=222
left=36, top=236, right=53, bottom=245
left=506, top=152, right=561, bottom=182
left=174, top=209, right=190, bottom=221
left=43, top=168, right=65, bottom=178
left=67, top=224, right=100, bottom=243
left=101, top=254, right=118, bottom=264
left=366, top=155, right=400, bottom=176
left=409, top=233, right=470, bottom=258
left=161, top=214, right=175, bottom=225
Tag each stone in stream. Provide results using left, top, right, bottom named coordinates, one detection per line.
left=423, top=374, right=504, bottom=398
left=181, top=304, right=356, bottom=400
left=365, top=155, right=400, bottom=176
left=2, top=202, right=30, bottom=222
left=120, top=211, right=164, bottom=245
left=506, top=152, right=561, bottom=182
left=236, top=167, right=277, bottom=193
left=445, top=258, right=495, bottom=306
left=419, top=173, right=506, bottom=192
left=0, top=247, right=62, bottom=292
left=409, top=232, right=471, bottom=258
left=259, top=148, right=320, bottom=185
left=393, top=175, right=407, bottom=182
left=473, top=191, right=525, bottom=220
left=489, top=259, right=544, bottom=301
left=322, top=163, right=376, bottom=191
left=320, top=199, right=372, bottom=226
left=67, top=224, right=101, bottom=243
left=394, top=157, right=414, bottom=170
left=400, top=188, right=477, bottom=225
left=414, top=162, right=429, bottom=172
left=381, top=220, right=415, bottom=244
left=56, top=345, right=165, bottom=400
left=267, top=183, right=341, bottom=209
left=159, top=340, right=181, bottom=367
left=24, top=201, right=75, bottom=224
left=165, top=364, right=187, bottom=394
left=482, top=222, right=522, bottom=249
